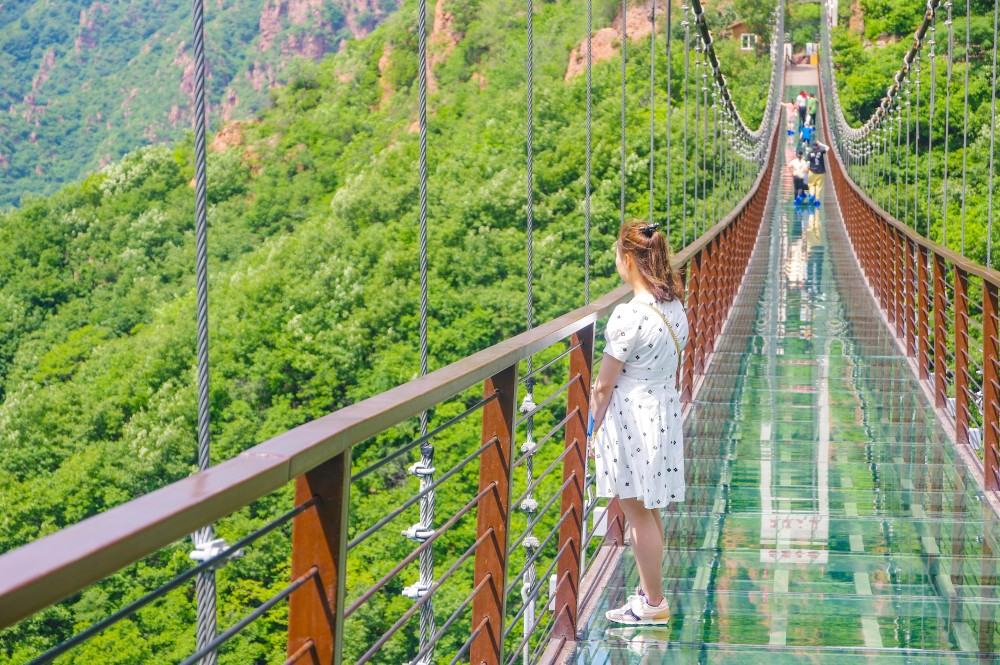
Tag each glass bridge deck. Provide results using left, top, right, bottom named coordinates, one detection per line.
left=570, top=121, right=1000, bottom=663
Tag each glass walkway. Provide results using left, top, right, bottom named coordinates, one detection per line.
left=570, top=79, right=1000, bottom=663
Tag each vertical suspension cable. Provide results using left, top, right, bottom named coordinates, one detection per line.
left=585, top=0, right=592, bottom=303
left=942, top=1, right=954, bottom=245
left=987, top=0, right=998, bottom=267
left=896, top=104, right=904, bottom=217
left=904, top=83, right=912, bottom=226
left=913, top=52, right=922, bottom=232
left=520, top=0, right=538, bottom=651
left=190, top=1, right=217, bottom=663
left=961, top=0, right=971, bottom=255
left=665, top=0, right=673, bottom=239
left=701, top=58, right=709, bottom=234
left=693, top=45, right=701, bottom=237
left=620, top=0, right=627, bottom=228
left=649, top=0, right=656, bottom=225
left=926, top=13, right=938, bottom=240
left=404, top=0, right=436, bottom=658
left=682, top=7, right=691, bottom=246
left=712, top=85, right=719, bottom=226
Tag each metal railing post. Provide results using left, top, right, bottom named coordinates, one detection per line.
left=905, top=238, right=917, bottom=358
left=471, top=364, right=517, bottom=665
left=983, top=283, right=1000, bottom=491
left=933, top=254, right=948, bottom=407
left=287, top=451, right=352, bottom=665
left=554, top=325, right=594, bottom=640
left=918, top=246, right=931, bottom=379
left=955, top=266, right=970, bottom=444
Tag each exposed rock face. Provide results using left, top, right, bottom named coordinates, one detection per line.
left=75, top=2, right=111, bottom=52
left=565, top=0, right=666, bottom=81
left=0, top=0, right=403, bottom=204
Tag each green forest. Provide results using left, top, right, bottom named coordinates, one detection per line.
left=829, top=0, right=1000, bottom=269
left=0, top=0, right=777, bottom=662
left=0, top=0, right=397, bottom=207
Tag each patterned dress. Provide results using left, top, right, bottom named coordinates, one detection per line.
left=594, top=296, right=689, bottom=509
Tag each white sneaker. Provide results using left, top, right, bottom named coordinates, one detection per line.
left=605, top=594, right=670, bottom=625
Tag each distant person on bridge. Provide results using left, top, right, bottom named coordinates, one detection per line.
left=807, top=140, right=830, bottom=206
left=796, top=90, right=808, bottom=126
left=806, top=93, right=819, bottom=126
left=789, top=149, right=810, bottom=203
left=589, top=220, right=689, bottom=625
left=785, top=99, right=797, bottom=146
left=799, top=122, right=815, bottom=148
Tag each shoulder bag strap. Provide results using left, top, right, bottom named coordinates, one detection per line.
left=636, top=301, right=683, bottom=390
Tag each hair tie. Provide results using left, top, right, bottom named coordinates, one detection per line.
left=640, top=223, right=659, bottom=238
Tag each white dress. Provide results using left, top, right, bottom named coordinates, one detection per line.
left=594, top=296, right=689, bottom=509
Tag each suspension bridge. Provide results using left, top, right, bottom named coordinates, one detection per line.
left=1, top=0, right=1000, bottom=663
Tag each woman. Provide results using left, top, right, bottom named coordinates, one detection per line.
left=589, top=220, right=689, bottom=625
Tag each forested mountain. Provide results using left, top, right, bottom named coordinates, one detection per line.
left=0, top=0, right=399, bottom=206
left=831, top=0, right=999, bottom=267
left=0, top=0, right=772, bottom=662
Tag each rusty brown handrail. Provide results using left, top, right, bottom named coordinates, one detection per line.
left=818, top=65, right=1000, bottom=494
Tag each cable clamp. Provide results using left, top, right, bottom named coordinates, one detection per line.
left=402, top=582, right=432, bottom=600
left=520, top=437, right=538, bottom=455
left=520, top=497, right=539, bottom=513
left=190, top=538, right=243, bottom=569
left=408, top=461, right=436, bottom=477
left=523, top=536, right=541, bottom=550
left=519, top=393, right=536, bottom=415
left=402, top=524, right=435, bottom=542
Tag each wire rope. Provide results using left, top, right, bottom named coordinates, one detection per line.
left=926, top=14, right=938, bottom=240
left=682, top=7, right=691, bottom=246
left=961, top=0, right=971, bottom=255
left=649, top=0, right=656, bottom=225
left=913, top=52, right=922, bottom=233
left=585, top=0, right=592, bottom=304
left=411, top=0, right=436, bottom=656
left=190, top=1, right=217, bottom=662
left=620, top=0, right=627, bottom=229
left=941, top=0, right=954, bottom=245
left=987, top=0, right=999, bottom=267
left=664, top=0, right=673, bottom=239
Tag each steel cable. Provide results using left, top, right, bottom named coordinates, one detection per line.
left=926, top=14, right=938, bottom=239
left=585, top=0, right=592, bottom=304
left=649, top=0, right=656, bottom=225
left=941, top=1, right=954, bottom=245
left=664, top=0, right=673, bottom=238
left=411, top=0, right=435, bottom=657
left=961, top=0, right=971, bottom=255
left=682, top=7, right=691, bottom=246
left=914, top=52, right=922, bottom=232
left=620, top=0, right=627, bottom=228
left=988, top=0, right=998, bottom=267
left=190, top=1, right=217, bottom=662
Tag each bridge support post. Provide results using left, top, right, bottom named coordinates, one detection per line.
left=905, top=238, right=916, bottom=358
left=683, top=254, right=701, bottom=397
left=955, top=267, right=970, bottom=445
left=554, top=325, right=594, bottom=640
left=287, top=451, right=352, bottom=665
left=982, top=283, right=1000, bottom=492
left=917, top=247, right=930, bottom=380
left=896, top=227, right=906, bottom=332
left=471, top=364, right=517, bottom=665
left=932, top=255, right=948, bottom=408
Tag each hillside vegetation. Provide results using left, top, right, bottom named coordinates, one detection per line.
left=0, top=0, right=771, bottom=662
left=830, top=0, right=999, bottom=266
left=0, top=0, right=399, bottom=206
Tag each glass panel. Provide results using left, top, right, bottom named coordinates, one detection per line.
left=572, top=92, right=1000, bottom=662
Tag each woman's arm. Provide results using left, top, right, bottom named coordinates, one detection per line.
left=589, top=353, right=625, bottom=440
